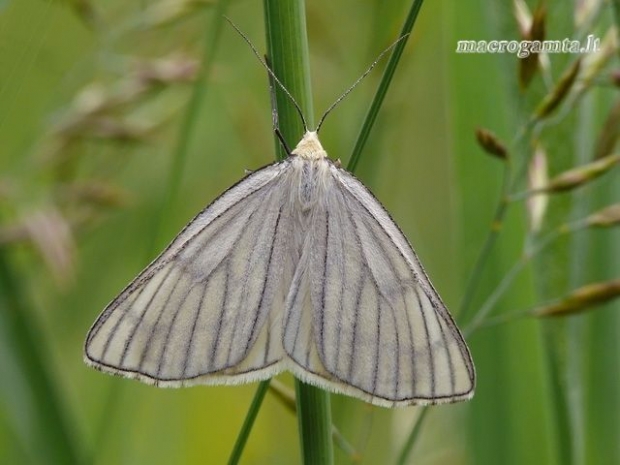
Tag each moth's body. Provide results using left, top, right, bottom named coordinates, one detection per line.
left=85, top=131, right=475, bottom=407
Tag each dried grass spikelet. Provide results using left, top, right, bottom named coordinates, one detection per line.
left=526, top=143, right=548, bottom=232
left=517, top=1, right=546, bottom=89
left=592, top=99, right=620, bottom=160
left=574, top=27, right=618, bottom=96
left=535, top=153, right=619, bottom=193
left=586, top=204, right=620, bottom=228
left=22, top=208, right=77, bottom=288
left=534, top=59, right=581, bottom=119
left=533, top=279, right=620, bottom=317
left=475, top=128, right=508, bottom=160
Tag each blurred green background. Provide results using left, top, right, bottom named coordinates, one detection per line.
left=1, top=0, right=619, bottom=463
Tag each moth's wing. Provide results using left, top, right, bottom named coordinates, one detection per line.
left=285, top=164, right=475, bottom=407
left=85, top=161, right=296, bottom=386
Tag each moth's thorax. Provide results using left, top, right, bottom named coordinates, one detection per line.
left=288, top=149, right=331, bottom=214
left=292, top=131, right=328, bottom=160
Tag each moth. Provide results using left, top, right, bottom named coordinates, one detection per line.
left=84, top=32, right=475, bottom=408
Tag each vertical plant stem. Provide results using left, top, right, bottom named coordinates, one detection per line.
left=294, top=381, right=334, bottom=465
left=264, top=0, right=312, bottom=150
left=264, top=1, right=334, bottom=464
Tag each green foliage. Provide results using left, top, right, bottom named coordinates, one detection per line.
left=1, top=0, right=618, bottom=464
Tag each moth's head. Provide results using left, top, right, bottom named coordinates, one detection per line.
left=292, top=131, right=327, bottom=160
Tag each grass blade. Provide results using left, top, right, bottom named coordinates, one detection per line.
left=227, top=380, right=270, bottom=465
left=264, top=1, right=334, bottom=463
left=347, top=0, right=426, bottom=173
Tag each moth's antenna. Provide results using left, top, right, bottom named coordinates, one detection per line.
left=315, top=34, right=409, bottom=133
left=225, top=17, right=309, bottom=133
left=265, top=54, right=292, bottom=155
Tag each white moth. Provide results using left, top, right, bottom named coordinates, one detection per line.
left=84, top=29, right=475, bottom=407
left=84, top=129, right=475, bottom=407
